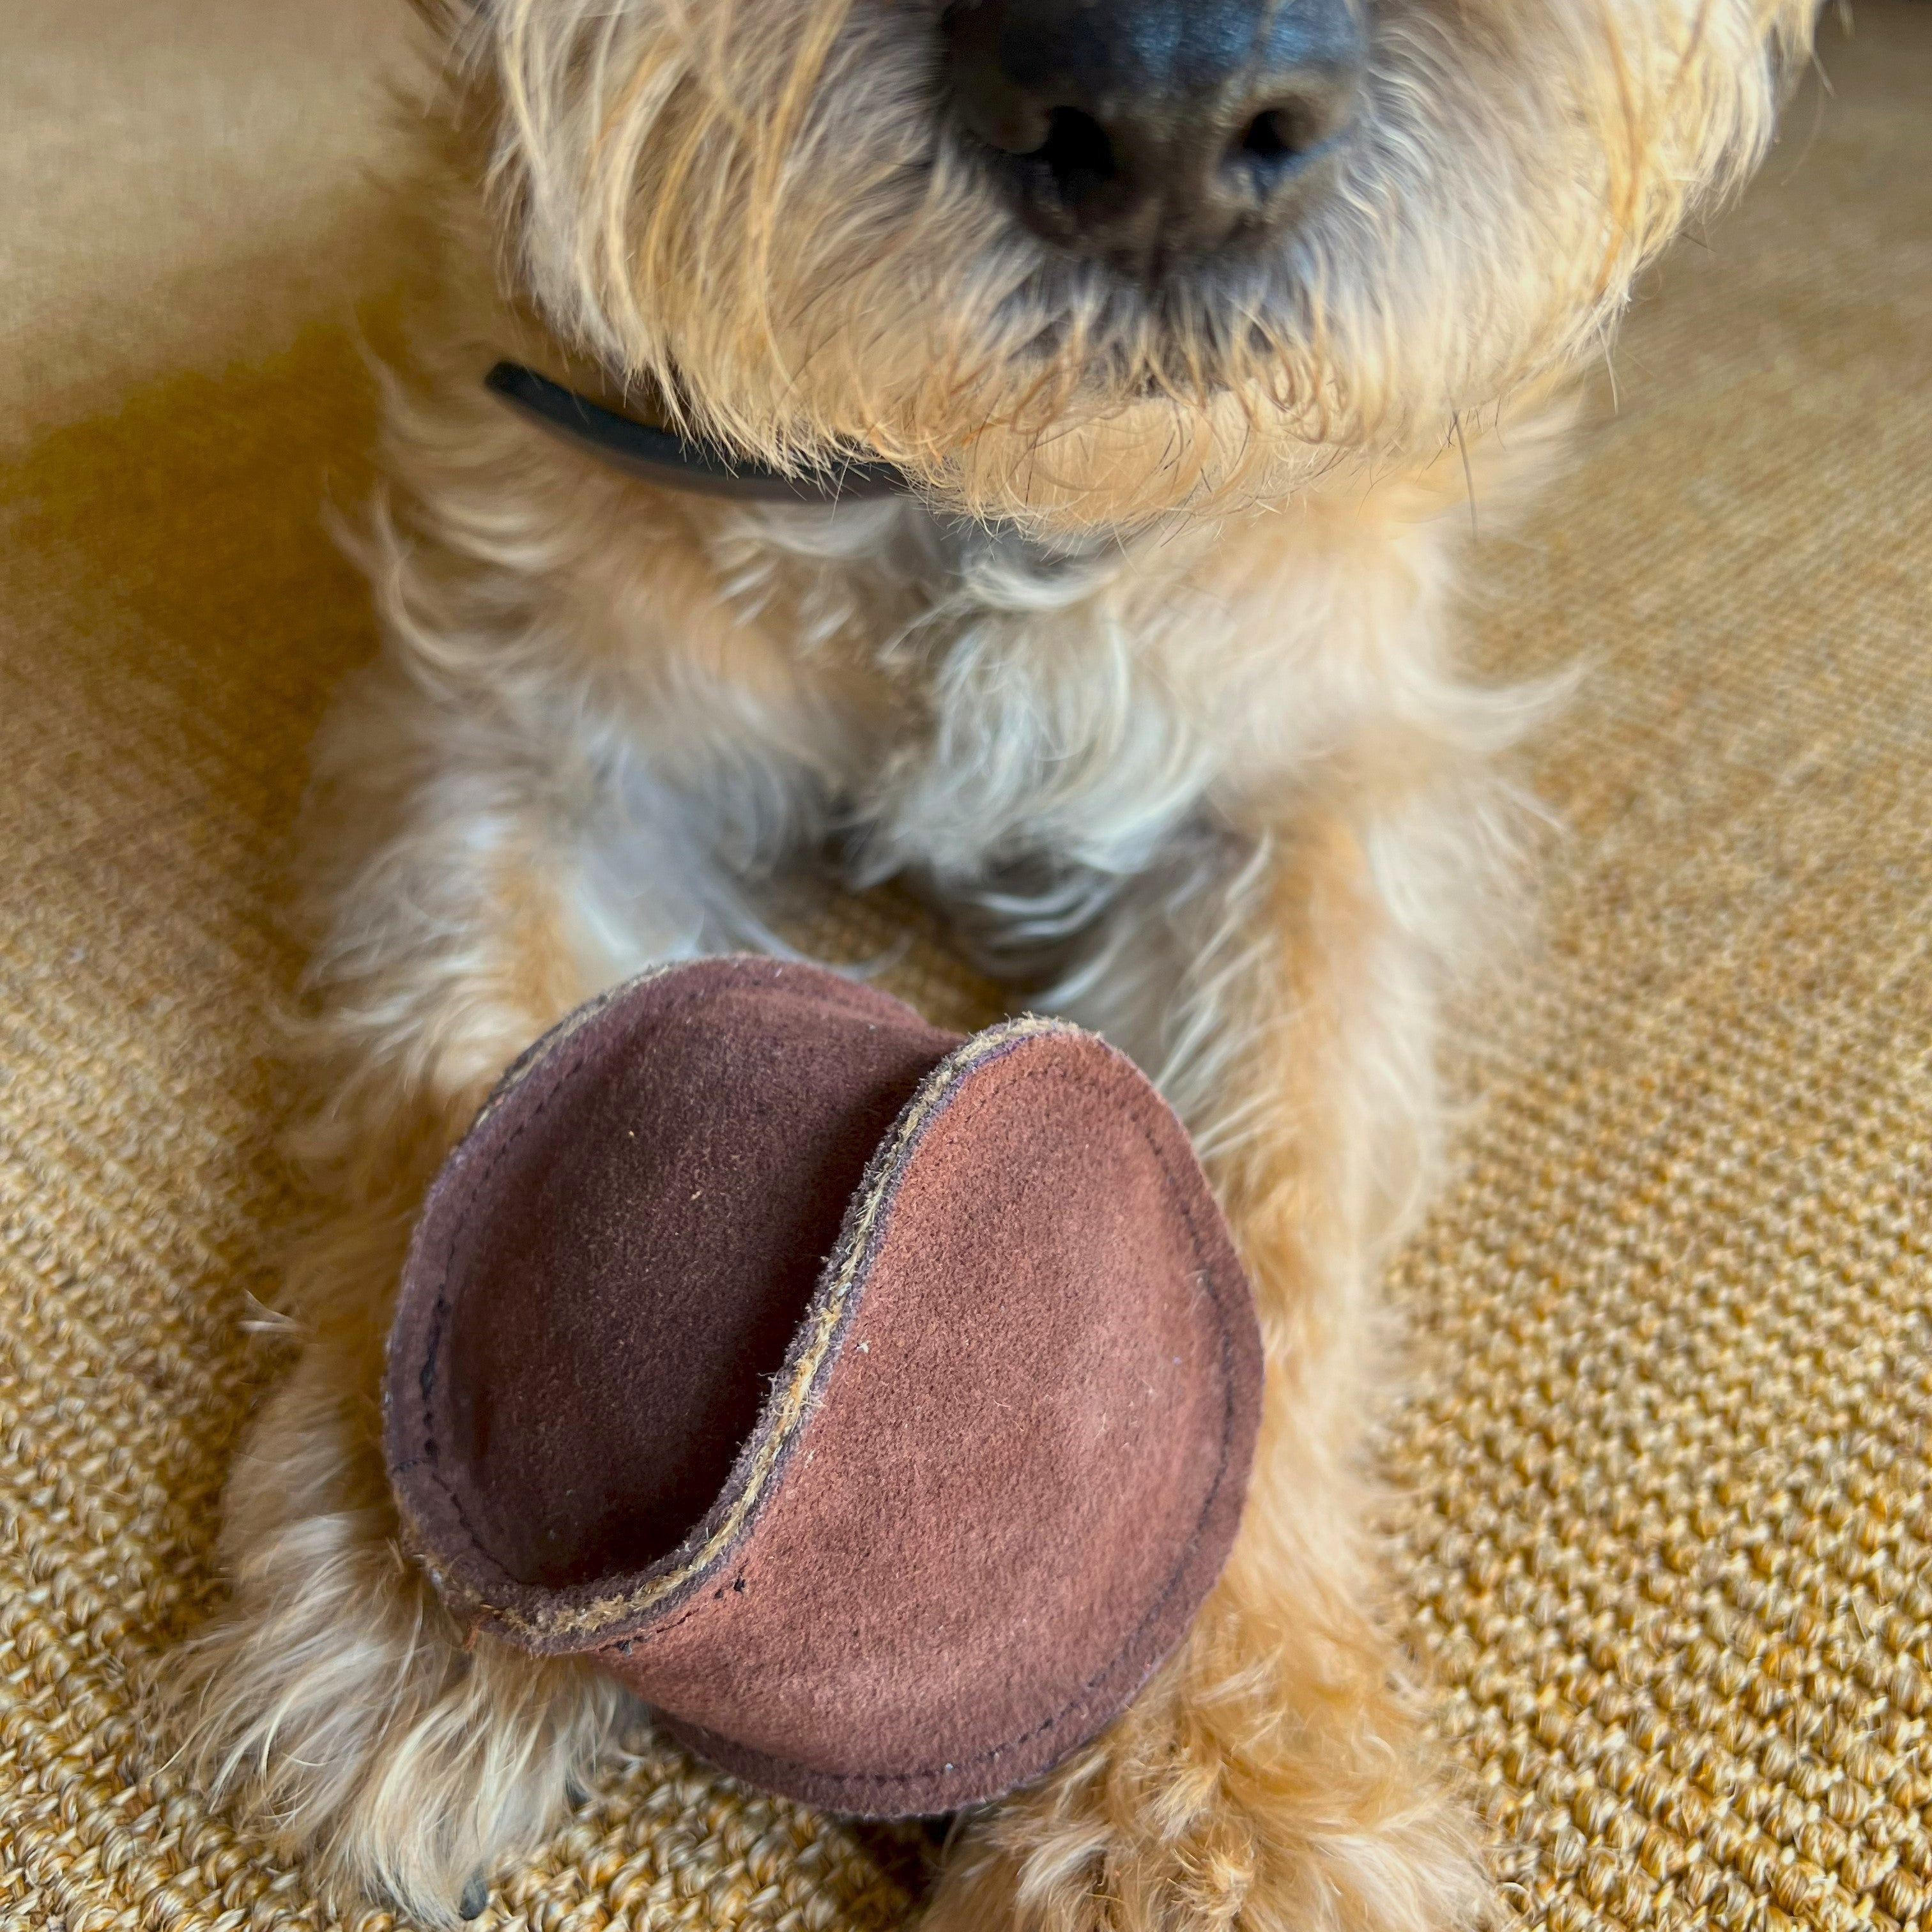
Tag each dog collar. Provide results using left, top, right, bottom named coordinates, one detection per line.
left=486, top=361, right=911, bottom=505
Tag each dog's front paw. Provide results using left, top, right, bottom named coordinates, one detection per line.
left=149, top=1341, right=626, bottom=1928
left=920, top=1596, right=1489, bottom=1932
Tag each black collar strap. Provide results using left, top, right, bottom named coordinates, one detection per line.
left=486, top=361, right=912, bottom=505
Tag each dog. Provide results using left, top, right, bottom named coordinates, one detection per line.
left=158, top=0, right=1820, bottom=1924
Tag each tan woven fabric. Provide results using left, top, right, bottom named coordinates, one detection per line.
left=1, top=3, right=1927, bottom=1926
left=1383, top=10, right=1932, bottom=1923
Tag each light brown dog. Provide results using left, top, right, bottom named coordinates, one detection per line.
left=160, top=0, right=1819, bottom=1924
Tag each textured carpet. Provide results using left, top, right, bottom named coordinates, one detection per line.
left=1, top=3, right=1928, bottom=1928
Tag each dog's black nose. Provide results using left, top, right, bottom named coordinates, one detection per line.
left=944, top=0, right=1365, bottom=277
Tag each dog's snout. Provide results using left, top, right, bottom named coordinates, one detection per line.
left=944, top=0, right=1365, bottom=279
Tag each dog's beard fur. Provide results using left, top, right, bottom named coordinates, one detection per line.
left=153, top=0, right=1819, bottom=1924
left=465, top=0, right=1810, bottom=526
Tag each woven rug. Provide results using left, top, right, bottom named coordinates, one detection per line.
left=2, top=3, right=1928, bottom=1926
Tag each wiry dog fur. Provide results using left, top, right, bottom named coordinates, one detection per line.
left=156, top=0, right=1818, bottom=1924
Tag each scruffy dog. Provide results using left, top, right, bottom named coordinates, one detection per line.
left=162, top=0, right=1817, bottom=1924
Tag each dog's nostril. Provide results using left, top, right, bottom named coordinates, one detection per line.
left=1232, top=99, right=1337, bottom=174
left=1238, top=110, right=1292, bottom=162
left=1034, top=107, right=1119, bottom=198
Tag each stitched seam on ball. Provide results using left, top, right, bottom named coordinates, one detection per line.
left=404, top=959, right=918, bottom=1620
left=408, top=992, right=1059, bottom=1639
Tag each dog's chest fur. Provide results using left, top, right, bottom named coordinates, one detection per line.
left=564, top=489, right=1439, bottom=1000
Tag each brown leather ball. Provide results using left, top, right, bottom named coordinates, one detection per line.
left=385, top=957, right=1261, bottom=1816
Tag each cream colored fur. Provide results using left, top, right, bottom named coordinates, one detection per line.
left=154, top=0, right=1819, bottom=1924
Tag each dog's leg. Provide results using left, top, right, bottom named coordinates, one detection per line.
left=924, top=797, right=1498, bottom=1932
left=153, top=650, right=792, bottom=1926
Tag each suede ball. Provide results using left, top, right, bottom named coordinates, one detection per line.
left=385, top=956, right=1262, bottom=1817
